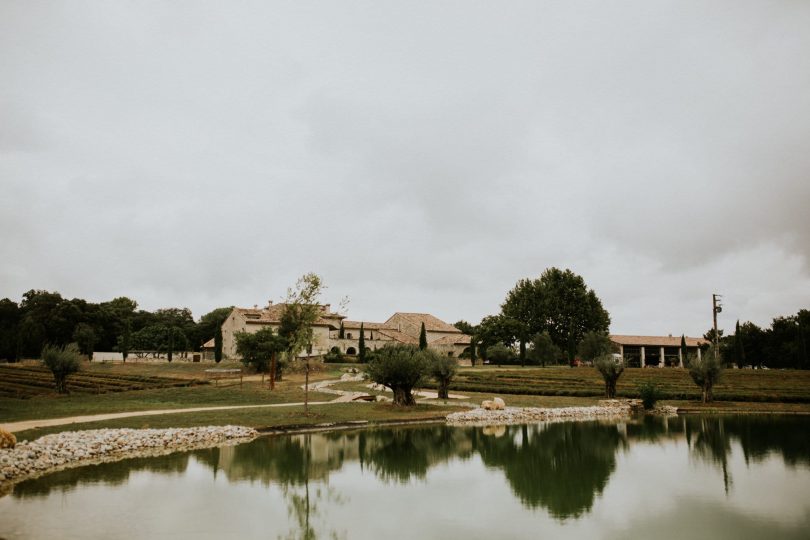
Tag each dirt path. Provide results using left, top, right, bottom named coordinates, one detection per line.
left=2, top=400, right=337, bottom=434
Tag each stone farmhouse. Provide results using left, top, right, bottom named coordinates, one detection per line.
left=220, top=302, right=471, bottom=360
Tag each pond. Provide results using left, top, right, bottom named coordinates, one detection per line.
left=1, top=415, right=809, bottom=539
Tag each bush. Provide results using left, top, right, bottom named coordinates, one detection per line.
left=365, top=344, right=429, bottom=406
left=0, top=428, right=16, bottom=449
left=41, top=343, right=82, bottom=394
left=324, top=346, right=348, bottom=363
left=638, top=381, right=661, bottom=410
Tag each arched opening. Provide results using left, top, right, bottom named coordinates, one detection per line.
left=346, top=347, right=357, bottom=355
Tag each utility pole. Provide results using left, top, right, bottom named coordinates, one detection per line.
left=712, top=294, right=722, bottom=361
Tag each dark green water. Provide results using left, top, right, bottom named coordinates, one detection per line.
left=2, top=415, right=809, bottom=539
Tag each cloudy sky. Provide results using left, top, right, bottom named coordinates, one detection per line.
left=1, top=1, right=808, bottom=336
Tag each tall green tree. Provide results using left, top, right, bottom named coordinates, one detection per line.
left=732, top=320, right=746, bottom=368
left=72, top=323, right=98, bottom=360
left=680, top=335, right=688, bottom=366
left=577, top=331, right=612, bottom=363
left=214, top=324, right=223, bottom=363
left=338, top=321, right=345, bottom=339
left=278, top=273, right=327, bottom=389
left=529, top=331, right=562, bottom=367
left=235, top=327, right=286, bottom=373
left=418, top=322, right=427, bottom=350
left=502, top=268, right=610, bottom=365
left=358, top=322, right=367, bottom=363
left=119, top=319, right=131, bottom=362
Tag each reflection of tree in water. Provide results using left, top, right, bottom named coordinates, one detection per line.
left=12, top=452, right=191, bottom=499
left=477, top=422, right=626, bottom=519
left=365, top=425, right=475, bottom=484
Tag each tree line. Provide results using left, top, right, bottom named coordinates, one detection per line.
left=710, top=312, right=809, bottom=369
left=0, top=289, right=233, bottom=362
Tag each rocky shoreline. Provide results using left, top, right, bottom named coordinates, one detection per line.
left=446, top=400, right=679, bottom=426
left=0, top=425, right=257, bottom=493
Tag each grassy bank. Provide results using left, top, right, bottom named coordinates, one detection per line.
left=12, top=403, right=456, bottom=441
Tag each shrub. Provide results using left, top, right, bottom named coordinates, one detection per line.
left=324, top=346, right=347, bottom=363
left=0, top=428, right=16, bottom=449
left=365, top=344, right=429, bottom=406
left=688, top=347, right=723, bottom=403
left=638, top=381, right=661, bottom=410
left=594, top=354, right=624, bottom=398
left=41, top=343, right=82, bottom=394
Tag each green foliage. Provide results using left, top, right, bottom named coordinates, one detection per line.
left=594, top=354, right=624, bottom=398
left=680, top=335, right=688, bottom=366
left=41, top=343, right=82, bottom=394
left=501, top=268, right=611, bottom=365
left=419, top=322, right=428, bottom=350
left=638, top=381, right=661, bottom=410
left=529, top=331, right=562, bottom=366
left=278, top=273, right=324, bottom=362
left=365, top=344, right=430, bottom=406
left=732, top=320, right=745, bottom=369
left=235, top=327, right=287, bottom=373
left=426, top=349, right=458, bottom=399
left=119, top=319, right=131, bottom=362
left=214, top=324, right=223, bottom=363
left=359, top=322, right=367, bottom=363
left=486, top=343, right=514, bottom=365
left=324, top=346, right=348, bottom=363
left=577, top=331, right=612, bottom=363
left=453, top=320, right=476, bottom=335
left=338, top=321, right=345, bottom=339
left=688, top=347, right=723, bottom=402
left=72, top=323, right=97, bottom=359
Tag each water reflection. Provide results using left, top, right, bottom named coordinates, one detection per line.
left=9, top=416, right=810, bottom=528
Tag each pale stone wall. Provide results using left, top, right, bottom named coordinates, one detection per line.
left=221, top=309, right=334, bottom=359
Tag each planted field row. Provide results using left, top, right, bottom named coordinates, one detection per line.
left=0, top=365, right=206, bottom=399
left=439, top=367, right=810, bottom=403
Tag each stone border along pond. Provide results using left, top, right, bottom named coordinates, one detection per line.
left=0, top=426, right=257, bottom=495
left=0, top=400, right=678, bottom=494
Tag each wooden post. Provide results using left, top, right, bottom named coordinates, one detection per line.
left=270, top=352, right=276, bottom=390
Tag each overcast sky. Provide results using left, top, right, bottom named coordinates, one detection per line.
left=1, top=1, right=808, bottom=336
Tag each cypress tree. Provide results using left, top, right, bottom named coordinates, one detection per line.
left=419, top=322, right=428, bottom=350
left=167, top=327, right=174, bottom=363
left=680, top=335, right=688, bottom=367
left=733, top=320, right=745, bottom=368
left=214, top=324, right=223, bottom=363
left=338, top=321, right=345, bottom=339
left=470, top=340, right=477, bottom=367
left=358, top=322, right=366, bottom=363
left=121, top=319, right=131, bottom=363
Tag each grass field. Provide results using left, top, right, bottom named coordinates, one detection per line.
left=437, top=366, right=810, bottom=402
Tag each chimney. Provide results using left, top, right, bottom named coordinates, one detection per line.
left=253, top=304, right=258, bottom=310
left=267, top=300, right=273, bottom=308
left=323, top=304, right=331, bottom=313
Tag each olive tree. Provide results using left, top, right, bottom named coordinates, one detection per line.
left=41, top=343, right=82, bottom=394
left=529, top=331, right=562, bottom=366
left=594, top=354, right=624, bottom=398
left=366, top=344, right=429, bottom=406
left=577, top=331, right=613, bottom=364
left=487, top=343, right=513, bottom=366
left=426, top=350, right=458, bottom=399
left=688, top=347, right=722, bottom=402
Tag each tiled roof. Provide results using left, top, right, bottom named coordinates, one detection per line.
left=341, top=320, right=395, bottom=330
left=233, top=304, right=344, bottom=328
left=202, top=338, right=215, bottom=349
left=610, top=335, right=709, bottom=347
left=430, top=334, right=472, bottom=346
left=385, top=312, right=461, bottom=333
left=376, top=329, right=420, bottom=345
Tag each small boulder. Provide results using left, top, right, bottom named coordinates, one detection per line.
left=482, top=400, right=495, bottom=410
left=493, top=397, right=506, bottom=410
left=0, top=429, right=16, bottom=449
